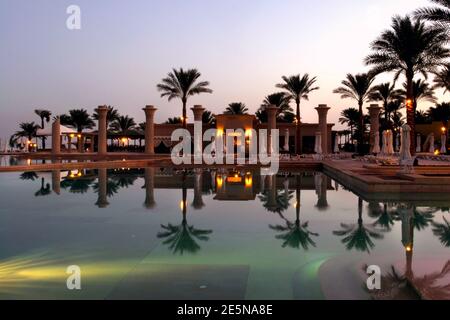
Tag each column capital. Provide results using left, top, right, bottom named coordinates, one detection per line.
left=368, top=104, right=382, bottom=114
left=266, top=105, right=278, bottom=115
left=143, top=105, right=157, bottom=115
left=191, top=105, right=205, bottom=122
left=96, top=105, right=109, bottom=113
left=315, top=104, right=330, bottom=113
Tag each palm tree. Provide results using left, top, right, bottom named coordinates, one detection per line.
left=433, top=64, right=450, bottom=93
left=397, top=79, right=437, bottom=113
left=110, top=115, right=137, bottom=136
left=333, top=73, right=376, bottom=153
left=333, top=198, right=384, bottom=253
left=34, top=109, right=51, bottom=149
left=415, top=110, right=432, bottom=124
left=15, top=122, right=39, bottom=151
left=427, top=102, right=450, bottom=128
left=157, top=68, right=213, bottom=129
left=276, top=74, right=319, bottom=154
left=93, top=106, right=120, bottom=130
left=369, top=83, right=400, bottom=122
left=257, top=92, right=293, bottom=123
left=60, top=109, right=95, bottom=151
left=165, top=117, right=183, bottom=124
left=432, top=216, right=450, bottom=247
left=157, top=173, right=212, bottom=255
left=20, top=171, right=38, bottom=181
left=367, top=202, right=396, bottom=231
left=414, top=0, right=450, bottom=29
left=365, top=15, right=450, bottom=154
left=60, top=177, right=95, bottom=194
left=339, top=108, right=360, bottom=142
left=224, top=102, right=249, bottom=115
left=202, top=110, right=216, bottom=125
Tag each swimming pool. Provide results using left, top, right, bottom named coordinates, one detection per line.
left=0, top=167, right=448, bottom=300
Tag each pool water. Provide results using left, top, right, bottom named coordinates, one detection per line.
left=0, top=167, right=449, bottom=300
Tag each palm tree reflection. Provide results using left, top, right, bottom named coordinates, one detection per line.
left=270, top=176, right=318, bottom=250
left=157, top=172, right=212, bottom=255
left=259, top=175, right=293, bottom=215
left=432, top=216, right=450, bottom=247
left=368, top=202, right=395, bottom=231
left=333, top=198, right=384, bottom=253
left=35, top=177, right=51, bottom=197
left=20, top=171, right=38, bottom=181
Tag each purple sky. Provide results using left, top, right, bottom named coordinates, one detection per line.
left=0, top=0, right=446, bottom=139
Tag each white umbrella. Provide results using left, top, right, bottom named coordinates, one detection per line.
left=441, top=134, right=447, bottom=154
left=416, top=134, right=422, bottom=153
left=334, top=134, right=340, bottom=153
left=372, top=132, right=381, bottom=154
left=427, top=133, right=435, bottom=154
left=314, top=132, right=322, bottom=155
left=399, top=125, right=412, bottom=162
left=387, top=130, right=395, bottom=155
left=284, top=129, right=289, bottom=152
left=381, top=131, right=388, bottom=155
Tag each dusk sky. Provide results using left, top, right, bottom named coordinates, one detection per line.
left=0, top=0, right=447, bottom=139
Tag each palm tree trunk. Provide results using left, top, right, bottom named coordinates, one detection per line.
left=296, top=100, right=301, bottom=155
left=182, top=98, right=187, bottom=130
left=406, top=73, right=416, bottom=155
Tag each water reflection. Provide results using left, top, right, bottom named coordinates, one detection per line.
left=270, top=176, right=319, bottom=250
left=157, top=172, right=213, bottom=255
left=432, top=217, right=450, bottom=247
left=333, top=198, right=385, bottom=253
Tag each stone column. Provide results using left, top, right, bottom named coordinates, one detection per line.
left=284, top=128, right=290, bottom=152
left=96, top=168, right=109, bottom=208
left=143, top=105, right=157, bottom=155
left=144, top=167, right=156, bottom=209
left=266, top=105, right=278, bottom=154
left=315, top=173, right=329, bottom=211
left=192, top=105, right=205, bottom=160
left=191, top=105, right=205, bottom=122
left=96, top=105, right=108, bottom=155
left=52, top=118, right=61, bottom=155
left=315, top=104, right=330, bottom=154
left=368, top=104, right=382, bottom=154
left=67, top=135, right=72, bottom=153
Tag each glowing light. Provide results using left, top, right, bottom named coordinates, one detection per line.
left=293, top=201, right=299, bottom=209
left=405, top=246, right=412, bottom=252
left=245, top=175, right=253, bottom=188
left=217, top=129, right=224, bottom=137
left=26, top=159, right=31, bottom=165
left=77, top=134, right=82, bottom=138
left=435, top=149, right=440, bottom=155
left=179, top=200, right=186, bottom=211
left=121, top=137, right=128, bottom=143
left=245, top=129, right=252, bottom=137
left=406, top=99, right=413, bottom=108
left=69, top=134, right=75, bottom=138
left=442, top=127, right=447, bottom=133
left=216, top=176, right=223, bottom=188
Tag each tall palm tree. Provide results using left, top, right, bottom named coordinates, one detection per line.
left=15, top=122, right=39, bottom=151
left=433, top=64, right=450, bottom=93
left=398, top=79, right=438, bottom=113
left=93, top=106, right=120, bottom=130
left=157, top=68, right=213, bottom=129
left=414, top=0, right=450, bottom=29
left=110, top=115, right=137, bottom=136
left=276, top=74, right=319, bottom=154
left=369, top=83, right=400, bottom=122
left=224, top=102, right=249, bottom=115
left=60, top=109, right=95, bottom=152
left=333, top=198, right=384, bottom=253
left=34, top=109, right=51, bottom=149
left=365, top=15, right=450, bottom=154
left=333, top=73, right=376, bottom=153
left=339, top=107, right=360, bottom=141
